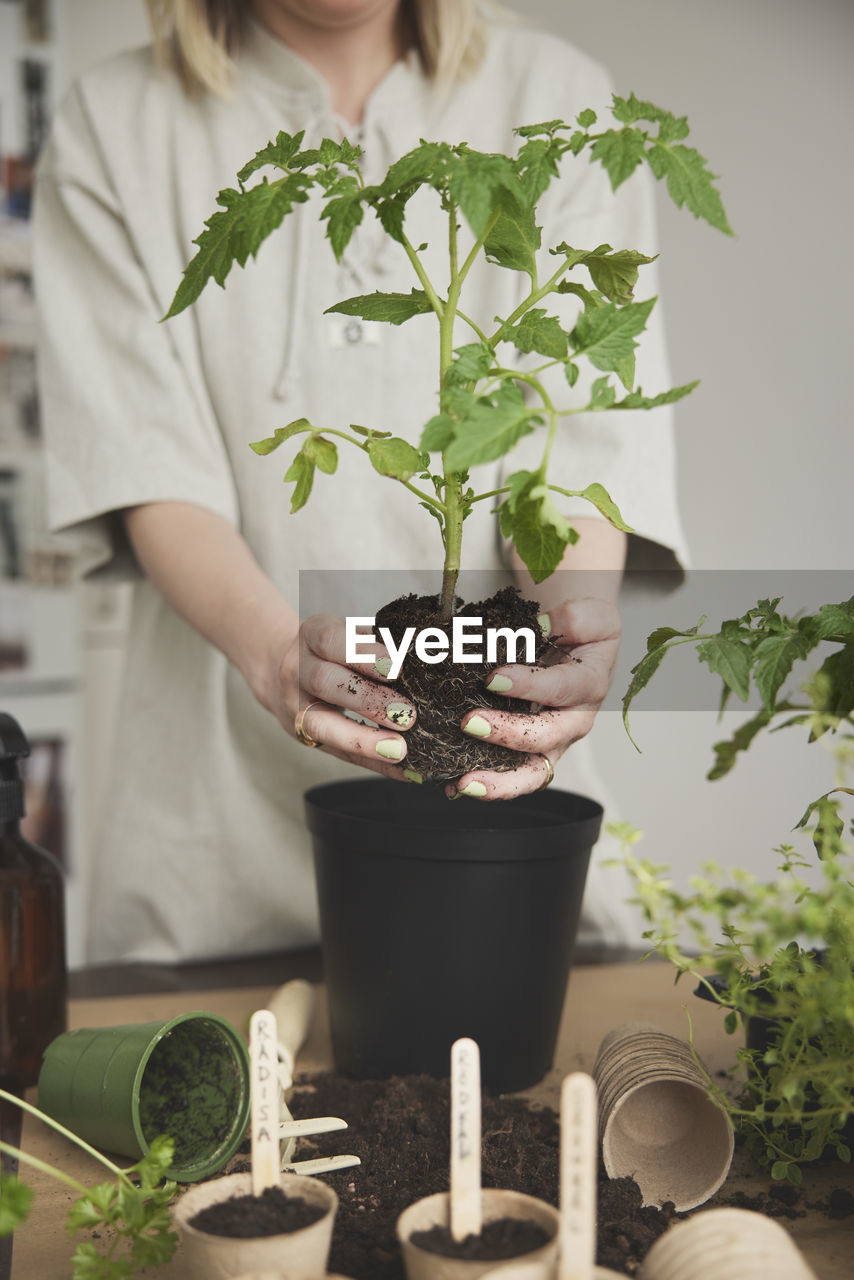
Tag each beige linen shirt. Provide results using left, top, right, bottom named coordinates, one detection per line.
left=35, top=17, right=687, bottom=962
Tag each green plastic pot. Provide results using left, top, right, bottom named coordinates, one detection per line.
left=37, top=1011, right=251, bottom=1182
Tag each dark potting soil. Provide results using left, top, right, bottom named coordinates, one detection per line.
left=278, top=1073, right=677, bottom=1278
left=138, top=1020, right=242, bottom=1166
left=375, top=586, right=554, bottom=781
left=410, top=1217, right=551, bottom=1261
left=189, top=1185, right=326, bottom=1238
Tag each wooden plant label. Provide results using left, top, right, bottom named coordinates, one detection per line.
left=450, top=1036, right=482, bottom=1241
left=250, top=1009, right=280, bottom=1195
left=560, top=1072, right=598, bottom=1280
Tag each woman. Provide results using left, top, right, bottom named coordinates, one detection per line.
left=34, top=0, right=685, bottom=962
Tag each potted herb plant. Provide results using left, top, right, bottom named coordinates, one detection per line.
left=165, top=97, right=730, bottom=1089
left=617, top=595, right=854, bottom=1183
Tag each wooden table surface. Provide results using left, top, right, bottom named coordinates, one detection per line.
left=9, top=961, right=853, bottom=1279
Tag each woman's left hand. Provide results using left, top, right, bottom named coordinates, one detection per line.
left=444, top=597, right=621, bottom=800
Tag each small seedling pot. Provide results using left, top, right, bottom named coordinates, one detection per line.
left=637, top=1206, right=818, bottom=1280
left=593, top=1024, right=733, bottom=1212
left=307, top=779, right=602, bottom=1092
left=174, top=1172, right=338, bottom=1280
left=37, top=1011, right=250, bottom=1182
left=396, top=1188, right=560, bottom=1280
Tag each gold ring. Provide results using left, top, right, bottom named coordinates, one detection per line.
left=537, top=755, right=555, bottom=791
left=294, top=701, right=322, bottom=748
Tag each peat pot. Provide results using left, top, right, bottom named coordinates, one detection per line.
left=306, top=779, right=602, bottom=1092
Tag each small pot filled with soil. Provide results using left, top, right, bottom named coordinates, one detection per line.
left=174, top=1171, right=338, bottom=1280
left=397, top=1188, right=559, bottom=1280
left=37, top=1011, right=251, bottom=1181
left=307, top=780, right=602, bottom=1092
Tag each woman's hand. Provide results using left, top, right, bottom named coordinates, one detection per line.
left=444, top=597, right=621, bottom=800
left=273, top=613, right=419, bottom=779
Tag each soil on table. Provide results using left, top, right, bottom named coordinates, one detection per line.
left=411, top=1217, right=551, bottom=1261
left=189, top=1185, right=326, bottom=1238
left=249, top=1073, right=675, bottom=1278
left=227, top=1072, right=853, bottom=1277
left=375, top=587, right=554, bottom=781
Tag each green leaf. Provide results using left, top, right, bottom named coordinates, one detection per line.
left=445, top=342, right=494, bottom=386
left=444, top=382, right=542, bottom=471
left=588, top=376, right=617, bottom=410
left=321, top=188, right=364, bottom=260
left=284, top=451, right=315, bottom=512
left=236, top=129, right=306, bottom=182
left=513, top=120, right=564, bottom=138
left=554, top=243, right=656, bottom=305
left=611, top=94, right=689, bottom=143
left=302, top=435, right=338, bottom=474
left=785, top=1163, right=804, bottom=1186
left=448, top=149, right=525, bottom=240
left=514, top=136, right=562, bottom=204
left=622, top=617, right=706, bottom=747
left=503, top=491, right=577, bottom=584
left=420, top=414, right=456, bottom=452
left=379, top=141, right=448, bottom=198
left=590, top=127, right=647, bottom=190
left=753, top=633, right=812, bottom=710
left=571, top=297, right=656, bottom=389
left=622, top=644, right=672, bottom=748
left=325, top=289, right=433, bottom=325
left=808, top=643, right=854, bottom=727
left=350, top=424, right=392, bottom=439
left=724, top=1010, right=738, bottom=1035
left=707, top=707, right=774, bottom=780
left=572, top=482, right=634, bottom=532
left=501, top=308, right=568, bottom=360
left=647, top=141, right=733, bottom=235
left=0, top=1174, right=33, bottom=1236
left=564, top=362, right=579, bottom=387
left=696, top=635, right=752, bottom=702
left=576, top=108, right=597, bottom=129
left=367, top=436, right=424, bottom=481
left=614, top=381, right=700, bottom=410
left=770, top=1160, right=789, bottom=1182
left=482, top=186, right=541, bottom=279
left=71, top=1239, right=132, bottom=1280
left=808, top=599, right=854, bottom=642
left=165, top=176, right=313, bottom=318
left=249, top=418, right=312, bottom=455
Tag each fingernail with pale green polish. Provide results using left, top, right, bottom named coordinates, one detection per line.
left=460, top=780, right=488, bottom=798
left=377, top=739, right=404, bottom=760
left=486, top=674, right=513, bottom=693
left=403, top=768, right=423, bottom=784
left=375, top=656, right=392, bottom=677
left=387, top=701, right=414, bottom=728
left=537, top=613, right=551, bottom=637
left=463, top=714, right=492, bottom=739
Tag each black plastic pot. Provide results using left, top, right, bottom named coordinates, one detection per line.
left=305, top=779, right=602, bottom=1093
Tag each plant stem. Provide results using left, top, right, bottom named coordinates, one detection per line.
left=0, top=1140, right=89, bottom=1195
left=438, top=198, right=465, bottom=620
left=0, top=1089, right=132, bottom=1187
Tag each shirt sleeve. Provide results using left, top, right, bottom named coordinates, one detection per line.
left=33, top=82, right=239, bottom=579
left=500, top=64, right=690, bottom=581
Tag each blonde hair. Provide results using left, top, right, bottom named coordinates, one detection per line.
left=145, top=0, right=488, bottom=98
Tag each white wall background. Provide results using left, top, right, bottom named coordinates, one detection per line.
left=45, top=1, right=854, bottom=932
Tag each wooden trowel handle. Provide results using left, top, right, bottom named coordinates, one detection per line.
left=268, top=979, right=316, bottom=1077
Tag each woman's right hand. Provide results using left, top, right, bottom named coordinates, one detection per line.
left=271, top=613, right=418, bottom=779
